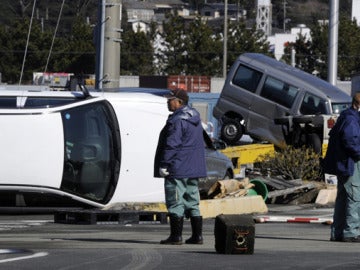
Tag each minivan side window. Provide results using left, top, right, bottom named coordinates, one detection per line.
left=260, top=76, right=299, bottom=108
left=232, top=65, right=263, bottom=93
left=300, top=93, right=327, bottom=115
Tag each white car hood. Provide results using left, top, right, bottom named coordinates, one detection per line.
left=0, top=113, right=64, bottom=187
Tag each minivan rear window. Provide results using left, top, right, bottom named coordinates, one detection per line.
left=300, top=93, right=327, bottom=115
left=332, top=103, right=351, bottom=114
left=232, top=65, right=262, bottom=93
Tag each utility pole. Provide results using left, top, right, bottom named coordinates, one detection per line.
left=237, top=0, right=240, bottom=22
left=283, top=0, right=286, bottom=32
left=223, top=0, right=228, bottom=78
left=328, top=0, right=339, bottom=86
left=95, top=0, right=122, bottom=90
left=95, top=0, right=105, bottom=90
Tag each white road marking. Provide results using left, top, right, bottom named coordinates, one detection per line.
left=0, top=251, right=48, bottom=263
left=0, top=220, right=50, bottom=230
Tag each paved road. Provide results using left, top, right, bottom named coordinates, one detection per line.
left=0, top=204, right=359, bottom=270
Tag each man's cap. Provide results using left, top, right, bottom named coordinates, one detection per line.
left=165, top=89, right=189, bottom=103
left=353, top=92, right=360, bottom=104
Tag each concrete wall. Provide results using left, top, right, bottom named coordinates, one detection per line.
left=119, top=76, right=139, bottom=87
left=119, top=75, right=352, bottom=96
left=352, top=0, right=360, bottom=26
left=119, top=75, right=226, bottom=93
left=337, top=80, right=351, bottom=96
left=210, top=77, right=225, bottom=93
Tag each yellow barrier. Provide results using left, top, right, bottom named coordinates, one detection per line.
left=221, top=143, right=328, bottom=175
left=322, top=144, right=328, bottom=157
left=220, top=144, right=275, bottom=174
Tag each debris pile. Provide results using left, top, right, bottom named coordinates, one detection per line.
left=250, top=176, right=323, bottom=204
left=207, top=178, right=255, bottom=199
left=206, top=175, right=323, bottom=205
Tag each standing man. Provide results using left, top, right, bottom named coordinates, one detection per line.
left=154, top=88, right=207, bottom=245
left=322, top=92, right=360, bottom=242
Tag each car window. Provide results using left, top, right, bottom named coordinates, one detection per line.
left=332, top=103, right=350, bottom=114
left=232, top=65, right=263, bottom=93
left=300, top=93, right=327, bottom=115
left=0, top=97, right=17, bottom=108
left=60, top=101, right=121, bottom=204
left=24, top=97, right=79, bottom=108
left=260, top=76, right=299, bottom=108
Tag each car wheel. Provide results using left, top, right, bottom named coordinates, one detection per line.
left=223, top=170, right=233, bottom=180
left=306, top=133, right=322, bottom=154
left=220, top=119, right=243, bottom=145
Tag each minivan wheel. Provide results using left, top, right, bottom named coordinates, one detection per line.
left=223, top=170, right=233, bottom=180
left=306, top=133, right=322, bottom=154
left=220, top=119, right=243, bottom=145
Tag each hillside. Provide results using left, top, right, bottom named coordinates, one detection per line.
left=271, top=0, right=352, bottom=30
left=0, top=0, right=98, bottom=31
left=0, top=0, right=353, bottom=31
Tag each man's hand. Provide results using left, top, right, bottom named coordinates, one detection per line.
left=159, top=168, right=169, bottom=177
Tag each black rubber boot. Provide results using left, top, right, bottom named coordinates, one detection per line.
left=185, top=216, right=203, bottom=244
left=160, top=215, right=183, bottom=245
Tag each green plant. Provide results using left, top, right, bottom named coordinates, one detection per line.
left=255, top=146, right=323, bottom=181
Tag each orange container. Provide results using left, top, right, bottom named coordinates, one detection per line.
left=167, top=75, right=211, bottom=93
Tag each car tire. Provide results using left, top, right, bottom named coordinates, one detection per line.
left=223, top=170, right=233, bottom=180
left=306, top=133, right=322, bottom=154
left=220, top=119, right=243, bottom=145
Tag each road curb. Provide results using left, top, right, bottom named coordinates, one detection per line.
left=105, top=195, right=268, bottom=218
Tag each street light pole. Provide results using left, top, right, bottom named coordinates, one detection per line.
left=328, top=0, right=339, bottom=85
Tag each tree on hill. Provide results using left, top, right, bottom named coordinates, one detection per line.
left=157, top=13, right=187, bottom=75
left=337, top=17, right=360, bottom=80
left=282, top=33, right=317, bottom=75
left=183, top=16, right=222, bottom=76
left=227, top=19, right=270, bottom=68
left=0, top=16, right=95, bottom=83
left=56, top=17, right=96, bottom=75
left=282, top=15, right=360, bottom=81
left=2, top=1, right=360, bottom=83
left=159, top=14, right=270, bottom=77
left=0, top=19, right=50, bottom=84
left=120, top=27, right=154, bottom=75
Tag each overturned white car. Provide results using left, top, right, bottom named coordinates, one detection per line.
left=0, top=87, right=233, bottom=208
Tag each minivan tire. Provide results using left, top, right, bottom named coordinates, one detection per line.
left=306, top=133, right=322, bottom=154
left=220, top=119, right=243, bottom=145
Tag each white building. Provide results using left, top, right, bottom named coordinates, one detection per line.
left=267, top=25, right=311, bottom=60
left=352, top=0, right=360, bottom=25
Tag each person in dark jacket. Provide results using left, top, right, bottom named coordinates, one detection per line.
left=322, top=92, right=360, bottom=242
left=154, top=88, right=207, bottom=245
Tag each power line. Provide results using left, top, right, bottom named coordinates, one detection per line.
left=43, top=0, right=66, bottom=74
left=19, top=0, right=37, bottom=85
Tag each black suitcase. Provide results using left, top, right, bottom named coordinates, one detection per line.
left=214, top=214, right=255, bottom=254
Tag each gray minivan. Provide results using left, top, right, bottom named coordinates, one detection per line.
left=213, top=53, right=351, bottom=149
